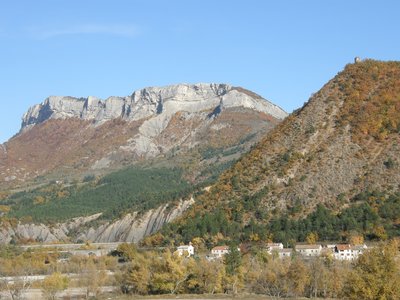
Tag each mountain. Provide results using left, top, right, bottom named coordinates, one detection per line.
left=155, top=60, right=400, bottom=246
left=0, top=83, right=286, bottom=188
left=0, top=83, right=287, bottom=244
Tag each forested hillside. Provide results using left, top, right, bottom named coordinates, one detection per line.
left=5, top=167, right=192, bottom=223
left=150, top=60, right=400, bottom=246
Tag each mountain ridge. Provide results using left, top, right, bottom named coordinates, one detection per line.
left=1, top=83, right=287, bottom=188
left=21, top=83, right=287, bottom=131
left=154, top=59, right=400, bottom=245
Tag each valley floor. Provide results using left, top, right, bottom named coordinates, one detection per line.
left=99, top=293, right=326, bottom=300
left=1, top=288, right=335, bottom=300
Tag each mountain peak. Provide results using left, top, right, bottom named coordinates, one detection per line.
left=21, top=83, right=287, bottom=132
left=2, top=83, right=287, bottom=188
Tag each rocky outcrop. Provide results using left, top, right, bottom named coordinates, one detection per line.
left=0, top=213, right=102, bottom=244
left=21, top=83, right=287, bottom=131
left=77, top=198, right=194, bottom=243
left=17, top=83, right=287, bottom=163
left=0, top=200, right=193, bottom=244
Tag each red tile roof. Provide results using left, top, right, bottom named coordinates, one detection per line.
left=336, top=244, right=351, bottom=251
left=212, top=246, right=229, bottom=251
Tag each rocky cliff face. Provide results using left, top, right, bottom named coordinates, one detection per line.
left=20, top=83, right=286, bottom=158
left=21, top=83, right=286, bottom=130
left=77, top=198, right=194, bottom=243
left=1, top=83, right=287, bottom=186
left=0, top=199, right=193, bottom=244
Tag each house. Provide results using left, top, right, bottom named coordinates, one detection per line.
left=334, top=244, right=367, bottom=260
left=266, top=243, right=284, bottom=253
left=295, top=244, right=322, bottom=257
left=176, top=244, right=195, bottom=257
left=211, top=246, right=230, bottom=258
left=276, top=248, right=292, bottom=259
left=210, top=245, right=241, bottom=258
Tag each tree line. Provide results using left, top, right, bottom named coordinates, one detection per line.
left=0, top=240, right=399, bottom=299
left=157, top=191, right=400, bottom=247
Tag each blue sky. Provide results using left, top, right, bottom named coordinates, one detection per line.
left=0, top=0, right=399, bottom=143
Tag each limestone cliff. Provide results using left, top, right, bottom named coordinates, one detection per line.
left=21, top=83, right=287, bottom=130
left=0, top=199, right=193, bottom=244
left=1, top=83, right=287, bottom=186
left=76, top=198, right=194, bottom=243
left=20, top=83, right=286, bottom=158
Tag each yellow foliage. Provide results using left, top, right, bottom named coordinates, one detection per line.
left=0, top=205, right=10, bottom=213
left=306, top=232, right=319, bottom=244
left=141, top=232, right=165, bottom=247
left=41, top=272, right=69, bottom=300
left=343, top=241, right=400, bottom=299
left=338, top=60, right=400, bottom=142
left=349, top=234, right=364, bottom=245
left=249, top=233, right=260, bottom=242
left=372, top=225, right=388, bottom=241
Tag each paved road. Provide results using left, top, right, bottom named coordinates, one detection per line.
left=21, top=242, right=124, bottom=250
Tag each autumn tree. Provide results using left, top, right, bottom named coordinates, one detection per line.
left=185, top=257, right=224, bottom=294
left=149, top=249, right=190, bottom=294
left=0, top=256, right=35, bottom=300
left=41, top=272, right=69, bottom=300
left=113, top=242, right=137, bottom=262
left=260, top=258, right=290, bottom=298
left=119, top=251, right=150, bottom=295
left=77, top=258, right=108, bottom=299
left=305, top=232, right=319, bottom=244
left=287, top=258, right=310, bottom=297
left=307, top=257, right=329, bottom=298
left=343, top=240, right=400, bottom=299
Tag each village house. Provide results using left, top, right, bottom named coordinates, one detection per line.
left=211, top=245, right=230, bottom=258
left=266, top=242, right=284, bottom=253
left=276, top=248, right=292, bottom=259
left=208, top=245, right=241, bottom=260
left=295, top=244, right=322, bottom=257
left=176, top=244, right=195, bottom=257
left=334, top=244, right=367, bottom=260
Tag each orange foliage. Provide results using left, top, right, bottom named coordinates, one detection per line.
left=338, top=60, right=400, bottom=142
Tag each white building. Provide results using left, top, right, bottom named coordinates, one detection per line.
left=266, top=243, right=284, bottom=253
left=210, top=245, right=241, bottom=258
left=276, top=248, right=292, bottom=259
left=334, top=244, right=367, bottom=260
left=211, top=245, right=230, bottom=258
left=176, top=244, right=195, bottom=257
left=295, top=244, right=322, bottom=257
